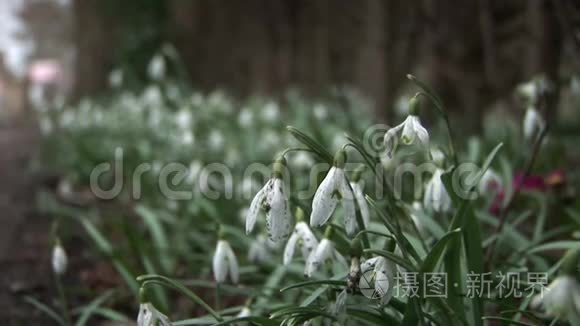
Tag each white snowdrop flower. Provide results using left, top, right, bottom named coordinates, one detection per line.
left=238, top=108, right=253, bottom=128
left=430, top=147, right=445, bottom=166
left=313, top=104, right=328, bottom=120
left=283, top=210, right=318, bottom=265
left=52, top=242, right=68, bottom=275
left=108, top=69, right=123, bottom=88
left=147, top=54, right=166, bottom=81
left=137, top=302, right=171, bottom=326
left=290, top=151, right=315, bottom=169
left=423, top=168, right=451, bottom=213
left=248, top=235, right=272, bottom=264
left=237, top=306, right=251, bottom=318
left=175, top=109, right=192, bottom=129
left=305, top=229, right=347, bottom=277
left=478, top=168, right=502, bottom=194
left=262, top=101, right=280, bottom=122
left=259, top=130, right=281, bottom=151
left=350, top=180, right=370, bottom=229
left=523, top=107, right=545, bottom=141
left=208, top=130, right=225, bottom=151
left=310, top=150, right=357, bottom=237
left=182, top=131, right=194, bottom=145
left=532, top=275, right=580, bottom=321
left=383, top=97, right=429, bottom=158
left=212, top=239, right=239, bottom=284
left=143, top=86, right=163, bottom=106
left=517, top=81, right=538, bottom=104
left=360, top=256, right=396, bottom=304
left=246, top=158, right=292, bottom=242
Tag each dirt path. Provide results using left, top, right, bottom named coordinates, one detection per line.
left=0, top=117, right=53, bottom=324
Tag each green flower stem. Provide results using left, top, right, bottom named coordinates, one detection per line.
left=406, top=74, right=459, bottom=166
left=55, top=274, right=71, bottom=326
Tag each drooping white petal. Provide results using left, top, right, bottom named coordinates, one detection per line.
left=137, top=303, right=150, bottom=326
left=246, top=180, right=270, bottom=234
left=351, top=182, right=370, bottom=228
left=265, top=178, right=291, bottom=242
left=360, top=257, right=381, bottom=273
left=341, top=178, right=358, bottom=237
left=249, top=235, right=271, bottom=264
left=532, top=275, right=580, bottom=320
left=305, top=238, right=333, bottom=277
left=424, top=169, right=451, bottom=213
left=52, top=244, right=68, bottom=275
left=311, top=167, right=340, bottom=227
left=374, top=258, right=396, bottom=304
left=523, top=107, right=544, bottom=141
left=237, top=307, right=251, bottom=318
left=225, top=241, right=240, bottom=284
left=413, top=116, right=429, bottom=147
left=137, top=303, right=171, bottom=326
left=212, top=240, right=228, bottom=283
left=295, top=221, right=318, bottom=260
left=283, top=231, right=299, bottom=265
left=383, top=123, right=403, bottom=157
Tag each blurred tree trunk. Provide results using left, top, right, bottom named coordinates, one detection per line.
left=72, top=0, right=118, bottom=100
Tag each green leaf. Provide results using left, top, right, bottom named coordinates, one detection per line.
left=364, top=249, right=417, bottom=272
left=287, top=126, right=333, bottom=164
left=280, top=279, right=347, bottom=292
left=75, top=290, right=114, bottom=326
left=420, top=228, right=462, bottom=273
left=23, top=296, right=66, bottom=326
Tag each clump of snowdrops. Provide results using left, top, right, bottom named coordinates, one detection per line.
left=35, top=61, right=580, bottom=326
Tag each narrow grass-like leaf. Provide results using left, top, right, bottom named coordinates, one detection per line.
left=287, top=126, right=333, bottom=164
left=75, top=290, right=114, bottom=326
left=23, top=296, right=66, bottom=326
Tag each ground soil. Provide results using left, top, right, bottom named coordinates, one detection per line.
left=0, top=116, right=54, bottom=325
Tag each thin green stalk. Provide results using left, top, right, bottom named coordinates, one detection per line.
left=55, top=275, right=71, bottom=326
left=215, top=283, right=221, bottom=312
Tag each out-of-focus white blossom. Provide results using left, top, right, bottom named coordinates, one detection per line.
left=262, top=101, right=280, bottom=122
left=238, top=108, right=253, bottom=128
left=147, top=54, right=166, bottom=81
left=212, top=239, right=239, bottom=284
left=423, top=169, right=451, bottom=213
left=313, top=104, right=328, bottom=120
left=52, top=242, right=68, bottom=275
left=532, top=275, right=580, bottom=322
left=523, top=107, right=545, bottom=141
left=284, top=221, right=318, bottom=265
left=305, top=236, right=347, bottom=277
